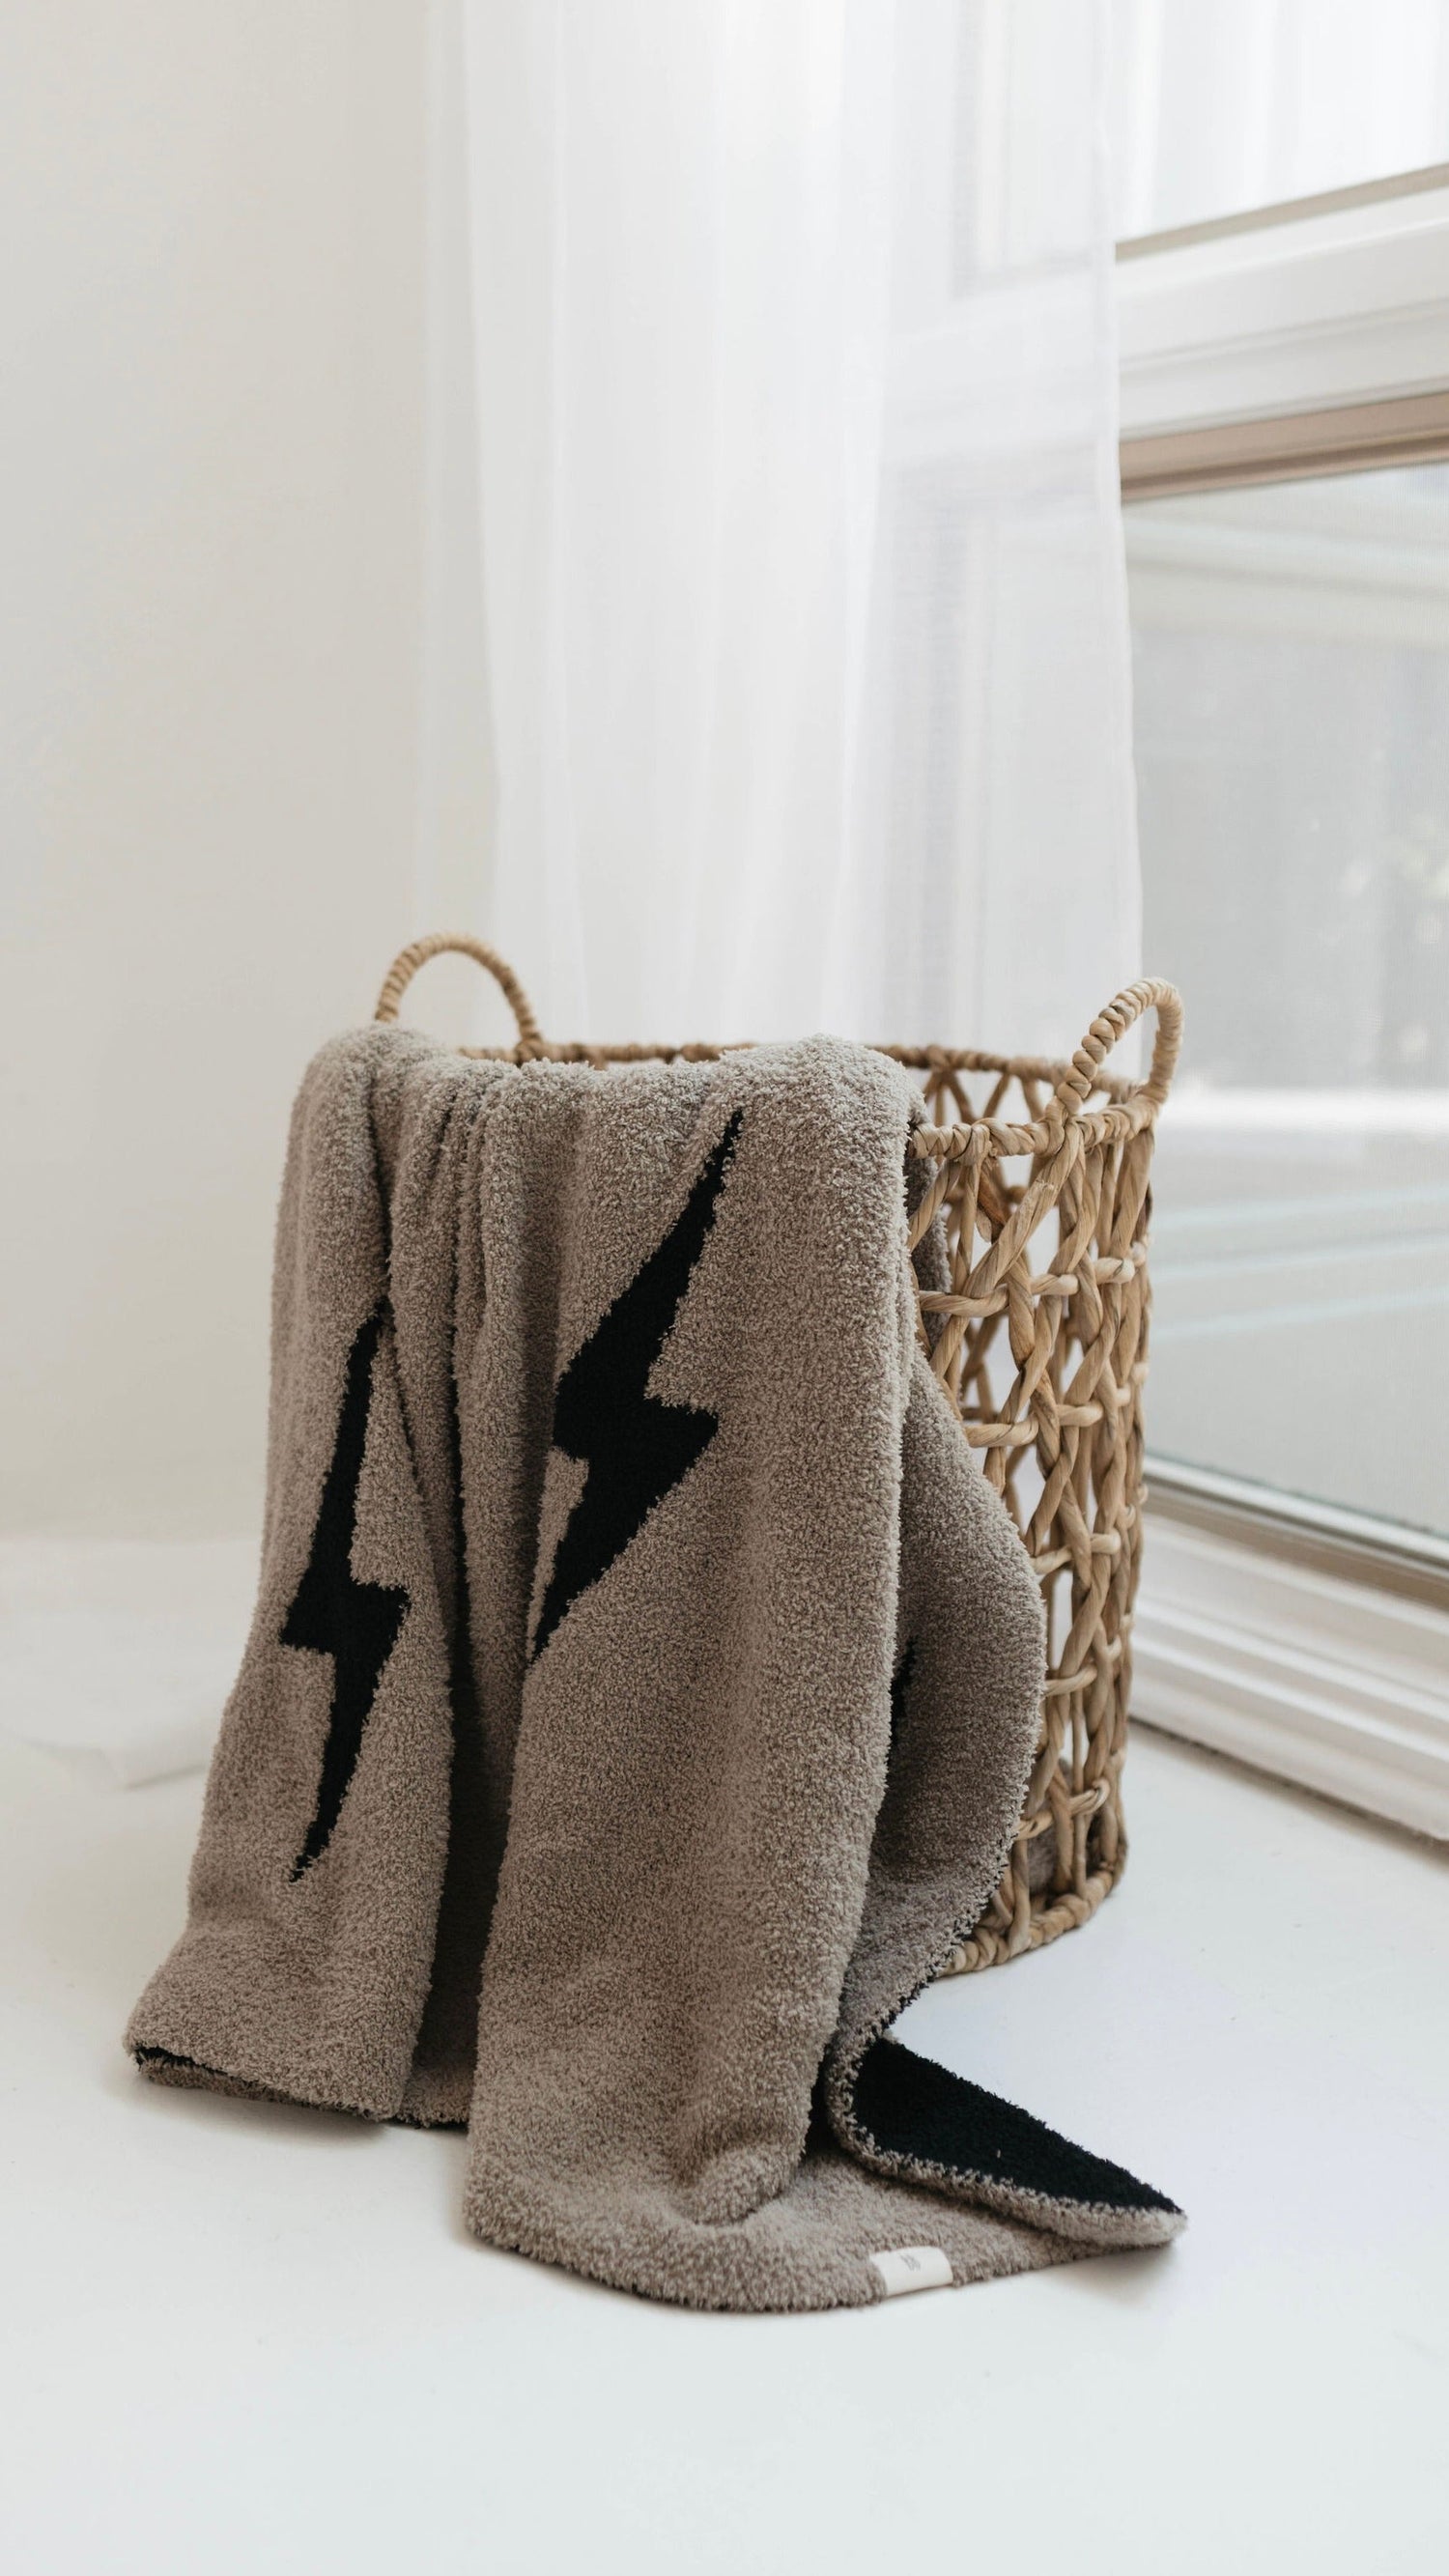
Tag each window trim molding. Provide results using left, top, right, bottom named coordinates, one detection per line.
left=1117, top=180, right=1449, bottom=448
left=1144, top=1457, right=1449, bottom=1615
left=1117, top=158, right=1449, bottom=265
left=1134, top=1490, right=1449, bottom=1841
left=1121, top=385, right=1449, bottom=500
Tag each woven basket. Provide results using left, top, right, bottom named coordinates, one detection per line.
left=376, top=934, right=1183, bottom=1976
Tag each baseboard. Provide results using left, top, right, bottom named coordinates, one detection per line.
left=1133, top=1513, right=1449, bottom=1839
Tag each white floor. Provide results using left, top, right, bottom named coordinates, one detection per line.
left=2, top=1720, right=1446, bottom=2576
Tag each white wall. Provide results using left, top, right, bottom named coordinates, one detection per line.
left=1, top=5, right=497, bottom=1541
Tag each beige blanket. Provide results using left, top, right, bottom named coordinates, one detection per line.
left=128, top=1026, right=1181, bottom=2309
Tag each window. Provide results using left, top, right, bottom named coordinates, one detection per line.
left=1111, top=0, right=1449, bottom=242
left=1127, top=463, right=1449, bottom=1539
left=1111, top=7, right=1449, bottom=1833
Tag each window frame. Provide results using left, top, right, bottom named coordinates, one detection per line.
left=1115, top=170, right=1449, bottom=1830
left=1119, top=167, right=1449, bottom=484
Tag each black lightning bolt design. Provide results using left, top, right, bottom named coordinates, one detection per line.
left=888, top=1639, right=916, bottom=1759
left=281, top=1308, right=410, bottom=1877
left=531, top=1109, right=744, bottom=1662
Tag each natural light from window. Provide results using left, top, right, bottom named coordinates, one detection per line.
left=1126, top=462, right=1449, bottom=1535
left=1112, top=0, right=1449, bottom=237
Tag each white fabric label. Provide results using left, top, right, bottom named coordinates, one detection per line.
left=868, top=2245, right=953, bottom=2297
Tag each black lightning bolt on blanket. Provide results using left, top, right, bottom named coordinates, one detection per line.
left=282, top=1310, right=410, bottom=1877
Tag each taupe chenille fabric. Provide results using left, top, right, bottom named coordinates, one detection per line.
left=128, top=1027, right=1181, bottom=2310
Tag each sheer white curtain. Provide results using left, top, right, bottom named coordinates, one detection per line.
left=432, top=0, right=1138, bottom=1052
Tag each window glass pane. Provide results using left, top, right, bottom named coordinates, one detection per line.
left=1112, top=0, right=1449, bottom=239
left=1126, top=462, right=1449, bottom=1537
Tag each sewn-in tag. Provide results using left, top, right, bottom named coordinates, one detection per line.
left=868, top=2245, right=952, bottom=2297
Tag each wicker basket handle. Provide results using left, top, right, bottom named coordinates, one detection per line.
left=1049, top=977, right=1182, bottom=1121
left=374, top=934, right=546, bottom=1055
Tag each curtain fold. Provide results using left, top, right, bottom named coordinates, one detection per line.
left=437, top=0, right=1139, bottom=1053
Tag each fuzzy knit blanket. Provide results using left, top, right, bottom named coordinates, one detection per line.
left=128, top=1025, right=1181, bottom=2310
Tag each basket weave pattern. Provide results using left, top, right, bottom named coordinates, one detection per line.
left=377, top=937, right=1182, bottom=1977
